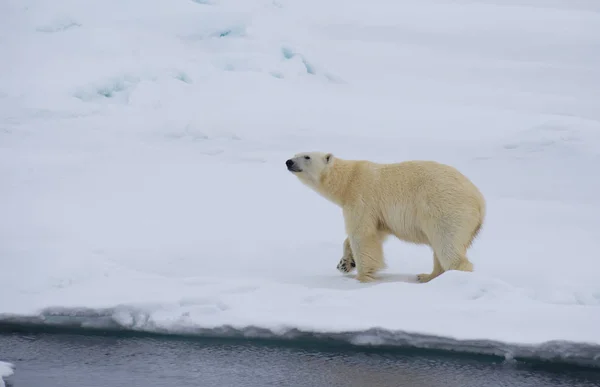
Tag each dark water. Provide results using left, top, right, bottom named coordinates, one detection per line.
left=1, top=332, right=600, bottom=387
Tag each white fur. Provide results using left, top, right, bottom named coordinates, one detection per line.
left=286, top=152, right=486, bottom=283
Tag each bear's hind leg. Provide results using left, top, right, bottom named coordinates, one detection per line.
left=425, top=224, right=475, bottom=276
left=435, top=244, right=473, bottom=273
left=337, top=237, right=356, bottom=274
left=417, top=253, right=444, bottom=283
left=348, top=233, right=386, bottom=283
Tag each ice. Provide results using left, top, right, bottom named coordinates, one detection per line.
left=1, top=0, right=600, bottom=367
left=0, top=362, right=14, bottom=387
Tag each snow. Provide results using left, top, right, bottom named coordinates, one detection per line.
left=1, top=0, right=600, bottom=367
left=0, top=362, right=14, bottom=387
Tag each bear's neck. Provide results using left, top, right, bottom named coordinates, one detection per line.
left=316, top=158, right=355, bottom=207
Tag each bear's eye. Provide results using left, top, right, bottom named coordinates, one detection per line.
left=304, top=156, right=310, bottom=160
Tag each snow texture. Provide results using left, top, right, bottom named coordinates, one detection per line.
left=1, top=0, right=600, bottom=368
left=0, top=362, right=15, bottom=387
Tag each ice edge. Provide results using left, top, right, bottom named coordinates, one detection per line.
left=0, top=361, right=15, bottom=387
left=1, top=308, right=599, bottom=369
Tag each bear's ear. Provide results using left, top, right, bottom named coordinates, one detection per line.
left=325, top=153, right=333, bottom=164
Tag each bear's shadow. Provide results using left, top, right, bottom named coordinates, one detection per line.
left=340, top=272, right=419, bottom=286
left=372, top=273, right=419, bottom=284
left=301, top=272, right=418, bottom=290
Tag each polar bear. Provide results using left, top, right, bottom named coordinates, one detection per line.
left=285, top=152, right=485, bottom=283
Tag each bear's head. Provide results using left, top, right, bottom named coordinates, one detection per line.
left=285, top=151, right=333, bottom=187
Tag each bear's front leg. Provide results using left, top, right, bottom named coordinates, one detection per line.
left=348, top=233, right=385, bottom=283
left=336, top=237, right=356, bottom=274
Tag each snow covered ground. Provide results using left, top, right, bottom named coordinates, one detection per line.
left=1, top=0, right=600, bottom=367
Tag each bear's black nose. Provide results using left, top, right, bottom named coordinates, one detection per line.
left=286, top=159, right=294, bottom=168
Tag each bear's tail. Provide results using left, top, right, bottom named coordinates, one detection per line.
left=470, top=221, right=483, bottom=245
left=469, top=198, right=486, bottom=247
